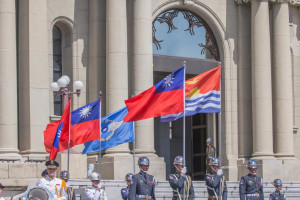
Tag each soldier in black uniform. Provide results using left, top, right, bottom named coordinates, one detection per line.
left=129, top=157, right=156, bottom=200
left=204, top=157, right=227, bottom=200
left=239, top=160, right=264, bottom=200
left=121, top=173, right=133, bottom=200
left=168, top=156, right=194, bottom=200
left=269, top=179, right=286, bottom=200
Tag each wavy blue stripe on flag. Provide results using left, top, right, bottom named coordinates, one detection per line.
left=82, top=107, right=134, bottom=154
left=161, top=90, right=220, bottom=122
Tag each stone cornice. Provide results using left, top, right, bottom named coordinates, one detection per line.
left=235, top=0, right=300, bottom=6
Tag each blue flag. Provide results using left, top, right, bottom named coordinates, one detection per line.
left=82, top=107, right=134, bottom=154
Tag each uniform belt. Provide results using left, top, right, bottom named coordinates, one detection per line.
left=208, top=195, right=217, bottom=199
left=136, top=194, right=152, bottom=199
left=173, top=193, right=189, bottom=198
left=246, top=193, right=260, bottom=197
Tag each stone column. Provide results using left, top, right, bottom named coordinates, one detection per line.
left=18, top=0, right=49, bottom=160
left=132, top=0, right=156, bottom=156
left=88, top=0, right=106, bottom=107
left=251, top=0, right=274, bottom=158
left=272, top=0, right=295, bottom=159
left=105, top=0, right=130, bottom=155
left=101, top=0, right=132, bottom=180
left=0, top=0, right=20, bottom=159
left=130, top=0, right=166, bottom=180
left=236, top=1, right=253, bottom=158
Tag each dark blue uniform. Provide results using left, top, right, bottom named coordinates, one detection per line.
left=205, top=173, right=227, bottom=200
left=239, top=174, right=264, bottom=200
left=269, top=191, right=286, bottom=200
left=169, top=172, right=194, bottom=200
left=121, top=187, right=129, bottom=200
left=128, top=171, right=155, bottom=200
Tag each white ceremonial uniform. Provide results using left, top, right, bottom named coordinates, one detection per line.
left=37, top=177, right=67, bottom=200
left=84, top=186, right=108, bottom=200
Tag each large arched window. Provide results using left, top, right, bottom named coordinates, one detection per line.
left=153, top=9, right=219, bottom=60
left=52, top=25, right=62, bottom=116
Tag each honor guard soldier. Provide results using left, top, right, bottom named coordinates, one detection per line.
left=121, top=173, right=133, bottom=200
left=168, top=156, right=194, bottom=200
left=85, top=172, right=107, bottom=200
left=206, top=138, right=216, bottom=174
left=129, top=157, right=156, bottom=200
left=204, top=157, right=227, bottom=200
left=239, top=160, right=264, bottom=200
left=37, top=160, right=68, bottom=200
left=269, top=179, right=286, bottom=200
left=60, top=171, right=76, bottom=200
left=0, top=183, right=6, bottom=200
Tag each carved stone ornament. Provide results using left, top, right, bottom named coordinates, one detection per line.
left=235, top=0, right=250, bottom=5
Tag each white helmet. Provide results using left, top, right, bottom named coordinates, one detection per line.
left=90, top=172, right=99, bottom=181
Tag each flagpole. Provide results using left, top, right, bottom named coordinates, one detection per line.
left=99, top=91, right=102, bottom=180
left=131, top=94, right=136, bottom=174
left=218, top=63, right=222, bottom=165
left=218, top=63, right=222, bottom=200
left=183, top=61, right=186, bottom=199
left=67, top=97, right=71, bottom=179
left=133, top=121, right=136, bottom=174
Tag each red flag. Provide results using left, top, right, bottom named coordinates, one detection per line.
left=124, top=67, right=185, bottom=122
left=44, top=99, right=100, bottom=153
left=46, top=99, right=71, bottom=160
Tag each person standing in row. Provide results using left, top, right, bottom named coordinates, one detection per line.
left=129, top=157, right=156, bottom=200
left=37, top=160, right=67, bottom=200
left=269, top=179, right=286, bottom=200
left=84, top=172, right=107, bottom=200
left=204, top=157, right=227, bottom=200
left=121, top=173, right=133, bottom=200
left=206, top=138, right=216, bottom=174
left=60, top=171, right=76, bottom=200
left=239, top=160, right=264, bottom=200
left=169, top=156, right=194, bottom=200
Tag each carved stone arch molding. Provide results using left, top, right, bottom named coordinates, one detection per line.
left=51, top=16, right=76, bottom=47
left=152, top=0, right=231, bottom=65
left=152, top=0, right=237, bottom=166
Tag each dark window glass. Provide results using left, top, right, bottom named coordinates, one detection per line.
left=53, top=26, right=62, bottom=116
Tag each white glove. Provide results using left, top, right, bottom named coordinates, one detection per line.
left=97, top=183, right=102, bottom=189
left=217, top=169, right=223, bottom=176
left=181, top=167, right=187, bottom=174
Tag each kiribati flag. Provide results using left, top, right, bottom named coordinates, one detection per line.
left=123, top=66, right=185, bottom=122
left=161, top=66, right=221, bottom=122
left=48, top=99, right=71, bottom=160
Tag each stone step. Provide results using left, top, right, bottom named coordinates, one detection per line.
left=7, top=180, right=300, bottom=200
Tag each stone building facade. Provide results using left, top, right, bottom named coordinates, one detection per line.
left=1, top=0, right=300, bottom=186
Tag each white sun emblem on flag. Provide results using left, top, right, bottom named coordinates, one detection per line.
left=163, top=74, right=175, bottom=88
left=79, top=105, right=92, bottom=119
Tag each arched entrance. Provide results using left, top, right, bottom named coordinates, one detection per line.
left=152, top=9, right=220, bottom=180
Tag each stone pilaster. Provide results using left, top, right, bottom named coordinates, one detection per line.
left=251, top=0, right=275, bottom=159
left=0, top=0, right=20, bottom=159
left=18, top=0, right=49, bottom=160
left=271, top=0, right=295, bottom=159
